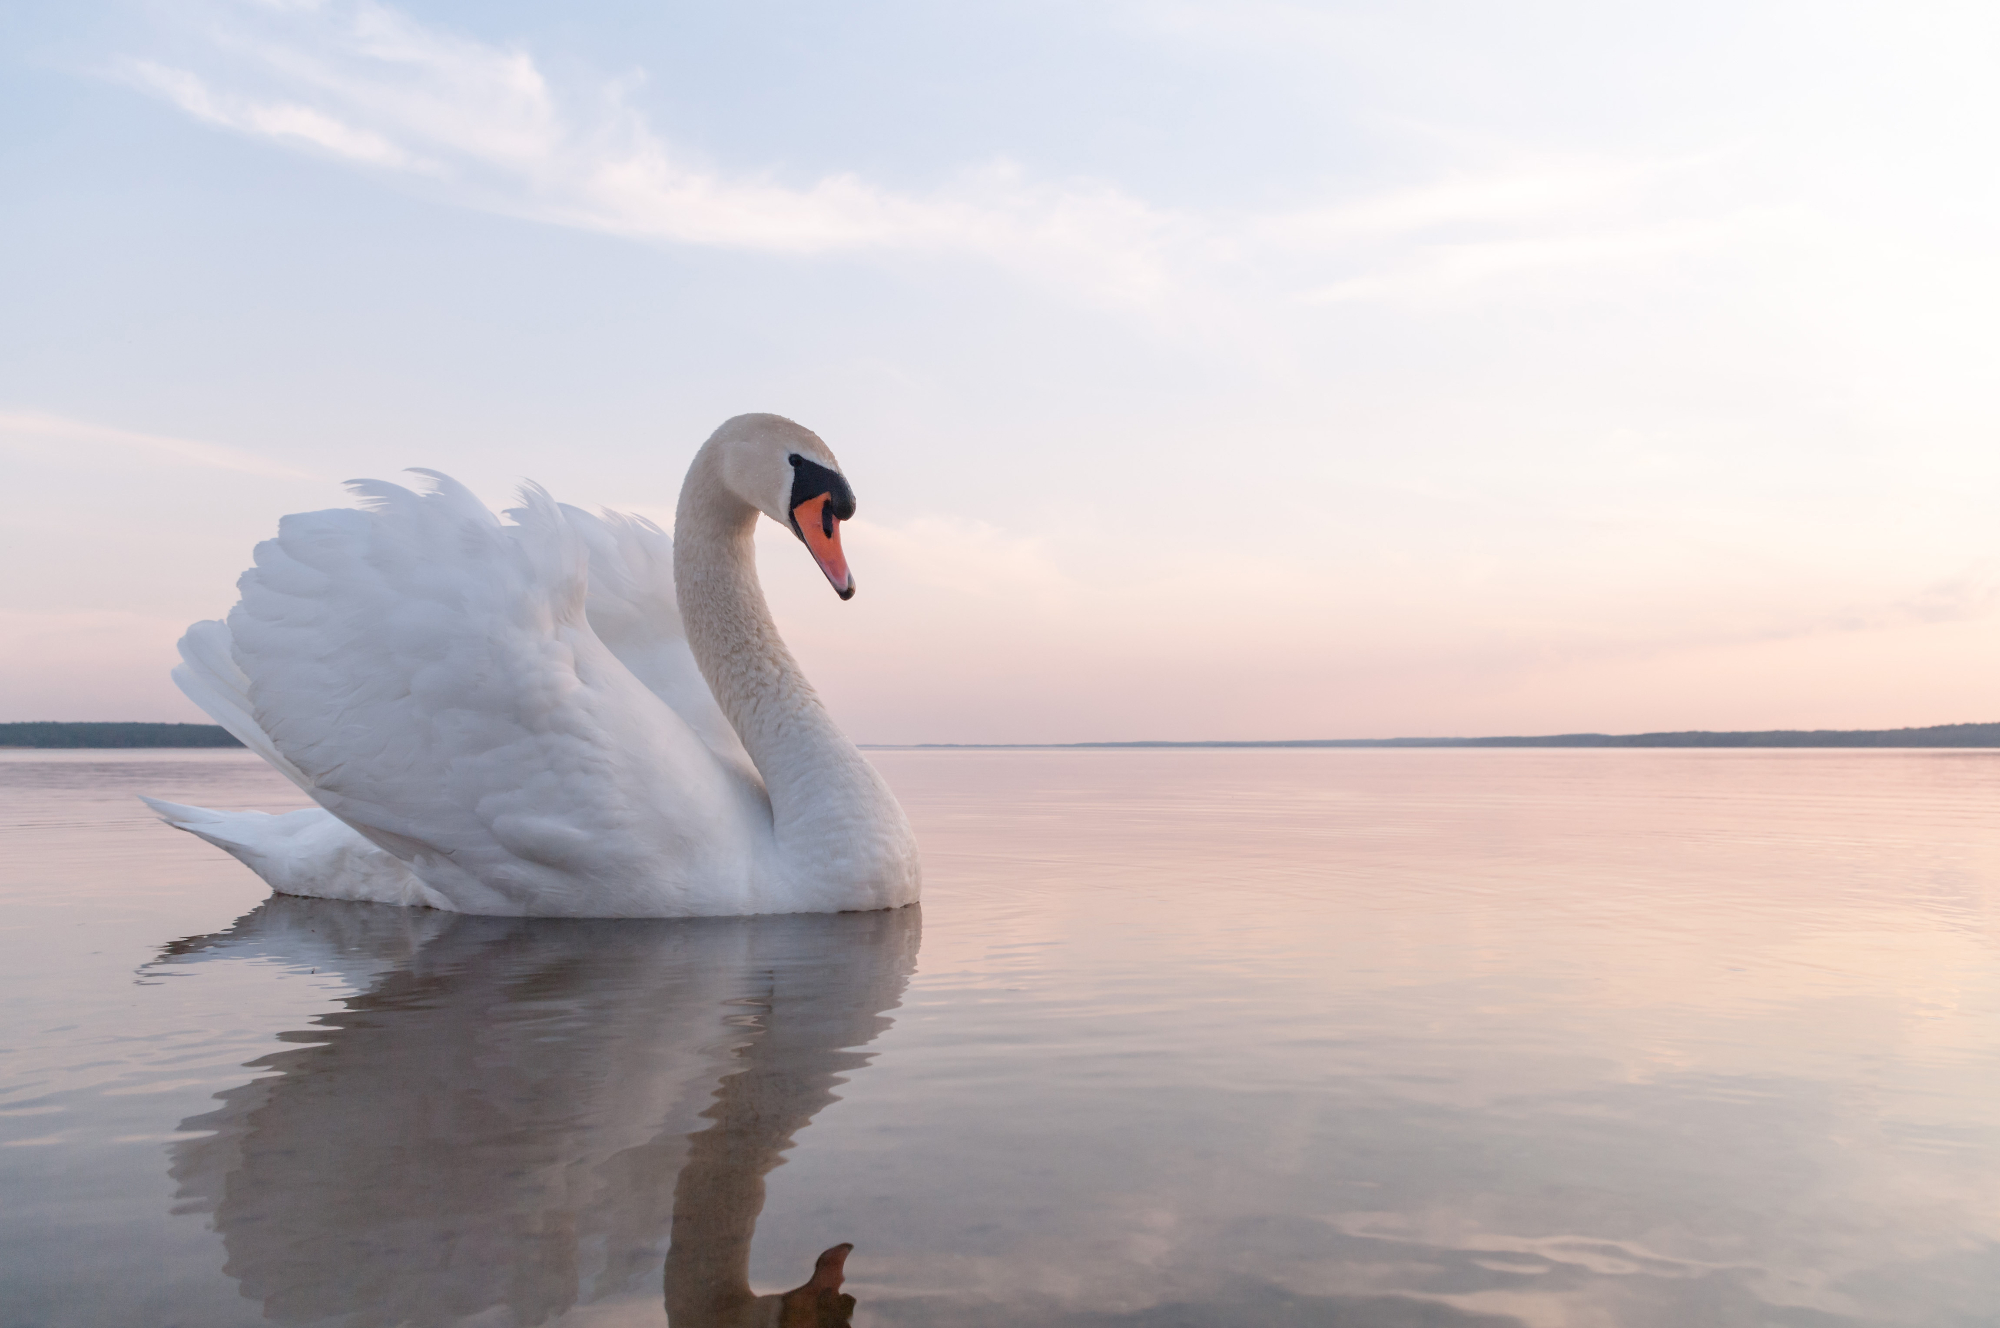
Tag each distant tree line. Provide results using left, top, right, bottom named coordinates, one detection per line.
left=916, top=721, right=2000, bottom=750
left=1419, top=723, right=2000, bottom=748
left=0, top=722, right=243, bottom=748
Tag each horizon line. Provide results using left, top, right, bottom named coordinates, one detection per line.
left=9, top=719, right=2000, bottom=751
left=857, top=720, right=2000, bottom=751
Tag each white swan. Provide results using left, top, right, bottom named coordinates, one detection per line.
left=146, top=413, right=921, bottom=918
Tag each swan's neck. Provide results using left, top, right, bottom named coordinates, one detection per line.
left=672, top=451, right=899, bottom=881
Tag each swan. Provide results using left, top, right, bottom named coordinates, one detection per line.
left=145, top=413, right=921, bottom=918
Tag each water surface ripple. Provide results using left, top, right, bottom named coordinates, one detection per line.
left=3, top=748, right=1998, bottom=1326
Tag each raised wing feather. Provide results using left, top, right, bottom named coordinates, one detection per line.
left=217, top=472, right=772, bottom=917
left=558, top=504, right=756, bottom=781
left=171, top=618, right=313, bottom=793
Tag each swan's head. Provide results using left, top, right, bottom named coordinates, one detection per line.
left=710, top=413, right=858, bottom=600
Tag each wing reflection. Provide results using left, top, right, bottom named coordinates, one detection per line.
left=155, top=896, right=918, bottom=1327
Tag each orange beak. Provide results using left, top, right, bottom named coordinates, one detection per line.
left=793, top=493, right=854, bottom=599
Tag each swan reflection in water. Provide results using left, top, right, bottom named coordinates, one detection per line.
left=152, top=897, right=917, bottom=1326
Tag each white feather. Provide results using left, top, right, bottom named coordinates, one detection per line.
left=140, top=797, right=445, bottom=908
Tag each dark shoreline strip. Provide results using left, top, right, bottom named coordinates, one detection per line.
left=0, top=722, right=243, bottom=749
left=865, top=721, right=2000, bottom=751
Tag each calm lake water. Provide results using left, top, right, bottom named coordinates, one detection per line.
left=4, top=748, right=1999, bottom=1327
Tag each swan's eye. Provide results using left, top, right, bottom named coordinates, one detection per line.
left=786, top=456, right=856, bottom=537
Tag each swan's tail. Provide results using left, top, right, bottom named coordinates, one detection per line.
left=140, top=796, right=255, bottom=845
left=139, top=797, right=450, bottom=909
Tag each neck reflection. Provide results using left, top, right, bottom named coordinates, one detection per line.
left=154, top=898, right=919, bottom=1327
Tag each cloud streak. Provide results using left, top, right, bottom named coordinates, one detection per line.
left=110, top=0, right=1723, bottom=311
left=111, top=2, right=1194, bottom=306
left=120, top=59, right=427, bottom=168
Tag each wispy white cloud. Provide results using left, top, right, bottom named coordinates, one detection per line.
left=112, top=0, right=1194, bottom=306
left=109, top=0, right=1725, bottom=312
left=119, top=59, right=428, bottom=168
left=1257, top=159, right=1669, bottom=244
left=0, top=410, right=318, bottom=480
left=848, top=515, right=1074, bottom=603
left=1300, top=215, right=1739, bottom=304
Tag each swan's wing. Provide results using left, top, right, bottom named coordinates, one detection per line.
left=556, top=504, right=756, bottom=780
left=210, top=472, right=770, bottom=917
left=170, top=618, right=314, bottom=795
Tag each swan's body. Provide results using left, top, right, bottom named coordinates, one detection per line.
left=148, top=414, right=920, bottom=917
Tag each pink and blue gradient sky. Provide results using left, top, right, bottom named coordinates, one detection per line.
left=6, top=0, right=2000, bottom=743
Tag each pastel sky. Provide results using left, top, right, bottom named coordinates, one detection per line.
left=6, top=0, right=2000, bottom=742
